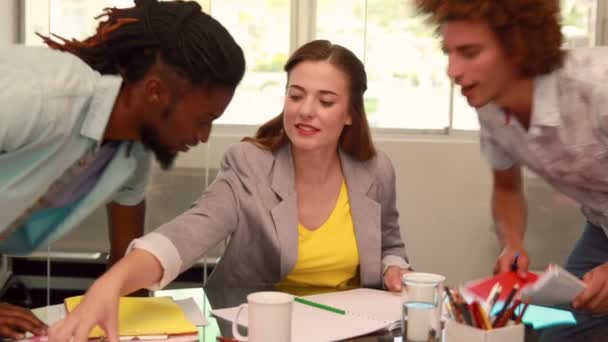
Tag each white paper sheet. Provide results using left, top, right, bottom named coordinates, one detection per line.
left=211, top=288, right=405, bottom=342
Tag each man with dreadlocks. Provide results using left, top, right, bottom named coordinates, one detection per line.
left=0, top=0, right=244, bottom=338
left=415, top=0, right=608, bottom=340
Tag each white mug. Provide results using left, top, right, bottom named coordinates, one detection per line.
left=232, top=291, right=293, bottom=342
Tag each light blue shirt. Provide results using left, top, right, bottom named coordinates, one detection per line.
left=0, top=46, right=152, bottom=254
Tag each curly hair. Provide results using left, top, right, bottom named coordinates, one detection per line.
left=414, top=0, right=565, bottom=77
left=38, top=0, right=245, bottom=88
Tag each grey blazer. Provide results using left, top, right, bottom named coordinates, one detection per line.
left=136, top=142, right=410, bottom=289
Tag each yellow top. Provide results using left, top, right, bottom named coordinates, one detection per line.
left=277, top=181, right=360, bottom=292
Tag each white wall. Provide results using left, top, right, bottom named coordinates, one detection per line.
left=0, top=0, right=19, bottom=45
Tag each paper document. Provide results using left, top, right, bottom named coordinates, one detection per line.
left=211, top=288, right=404, bottom=342
left=520, top=264, right=586, bottom=306
left=25, top=297, right=206, bottom=341
left=65, top=296, right=198, bottom=338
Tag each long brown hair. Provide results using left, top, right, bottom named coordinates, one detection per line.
left=244, top=39, right=376, bottom=161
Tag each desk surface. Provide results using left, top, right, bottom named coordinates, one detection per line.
left=154, top=286, right=402, bottom=342
left=153, top=286, right=606, bottom=342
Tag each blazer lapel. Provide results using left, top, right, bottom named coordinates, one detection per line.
left=340, top=151, right=382, bottom=287
left=269, top=146, right=299, bottom=278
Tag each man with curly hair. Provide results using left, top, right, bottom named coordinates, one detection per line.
left=415, top=0, right=608, bottom=339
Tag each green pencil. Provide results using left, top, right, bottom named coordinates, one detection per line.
left=294, top=297, right=346, bottom=315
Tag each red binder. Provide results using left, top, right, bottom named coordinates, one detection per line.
left=466, top=271, right=539, bottom=301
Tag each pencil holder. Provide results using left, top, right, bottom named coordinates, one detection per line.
left=444, top=319, right=524, bottom=342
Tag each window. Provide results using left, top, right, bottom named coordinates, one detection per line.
left=22, top=0, right=602, bottom=132
left=317, top=0, right=449, bottom=130
left=317, top=0, right=601, bottom=131
left=209, top=0, right=290, bottom=125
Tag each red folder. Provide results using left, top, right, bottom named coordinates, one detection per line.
left=466, top=271, right=539, bottom=301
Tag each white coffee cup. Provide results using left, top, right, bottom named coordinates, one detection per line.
left=232, top=291, right=293, bottom=342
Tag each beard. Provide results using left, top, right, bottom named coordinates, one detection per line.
left=140, top=105, right=177, bottom=170
left=140, top=123, right=177, bottom=170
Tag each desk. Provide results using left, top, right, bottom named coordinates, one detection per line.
left=154, top=286, right=404, bottom=342
left=153, top=287, right=606, bottom=342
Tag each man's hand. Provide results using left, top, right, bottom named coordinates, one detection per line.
left=573, top=263, right=608, bottom=313
left=494, top=245, right=530, bottom=278
left=0, top=303, right=47, bottom=339
left=383, top=266, right=409, bottom=292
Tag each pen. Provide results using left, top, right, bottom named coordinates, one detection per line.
left=469, top=303, right=482, bottom=329
left=472, top=301, right=492, bottom=330
left=484, top=283, right=501, bottom=313
left=452, top=289, right=473, bottom=326
left=493, top=284, right=519, bottom=327
left=515, top=299, right=531, bottom=324
left=444, top=287, right=465, bottom=324
left=511, top=252, right=520, bottom=272
left=487, top=286, right=502, bottom=316
left=294, top=297, right=346, bottom=315
left=494, top=299, right=521, bottom=328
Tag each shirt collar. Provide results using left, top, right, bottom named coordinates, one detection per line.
left=80, top=75, right=123, bottom=147
left=530, top=70, right=561, bottom=127
left=477, top=70, right=561, bottom=128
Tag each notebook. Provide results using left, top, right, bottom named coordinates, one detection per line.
left=64, top=296, right=199, bottom=339
left=466, top=271, right=539, bottom=302
left=465, top=265, right=586, bottom=306
left=211, top=288, right=404, bottom=342
left=519, top=264, right=586, bottom=306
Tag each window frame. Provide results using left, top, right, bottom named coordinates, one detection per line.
left=18, top=0, right=607, bottom=139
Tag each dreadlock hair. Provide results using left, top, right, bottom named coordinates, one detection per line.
left=243, top=40, right=376, bottom=161
left=38, top=0, right=245, bottom=89
left=414, top=0, right=564, bottom=77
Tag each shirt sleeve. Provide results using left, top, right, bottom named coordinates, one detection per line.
left=479, top=127, right=515, bottom=170
left=111, top=144, right=153, bottom=206
left=0, top=48, right=98, bottom=153
left=124, top=147, right=242, bottom=289
left=376, top=151, right=411, bottom=271
left=0, top=67, right=45, bottom=153
left=591, top=79, right=608, bottom=148
left=127, top=232, right=183, bottom=290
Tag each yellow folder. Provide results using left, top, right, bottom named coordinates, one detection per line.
left=64, top=295, right=197, bottom=338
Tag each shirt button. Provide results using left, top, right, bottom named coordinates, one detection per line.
left=37, top=197, right=50, bottom=207
left=529, top=127, right=541, bottom=135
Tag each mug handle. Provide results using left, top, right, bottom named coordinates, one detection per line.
left=232, top=303, right=249, bottom=341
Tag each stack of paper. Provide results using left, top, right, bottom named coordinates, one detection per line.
left=519, top=264, right=586, bottom=306
left=64, top=296, right=202, bottom=340
left=211, top=288, right=405, bottom=342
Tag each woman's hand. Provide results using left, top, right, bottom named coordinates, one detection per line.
left=383, top=266, right=410, bottom=292
left=49, top=279, right=121, bottom=342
